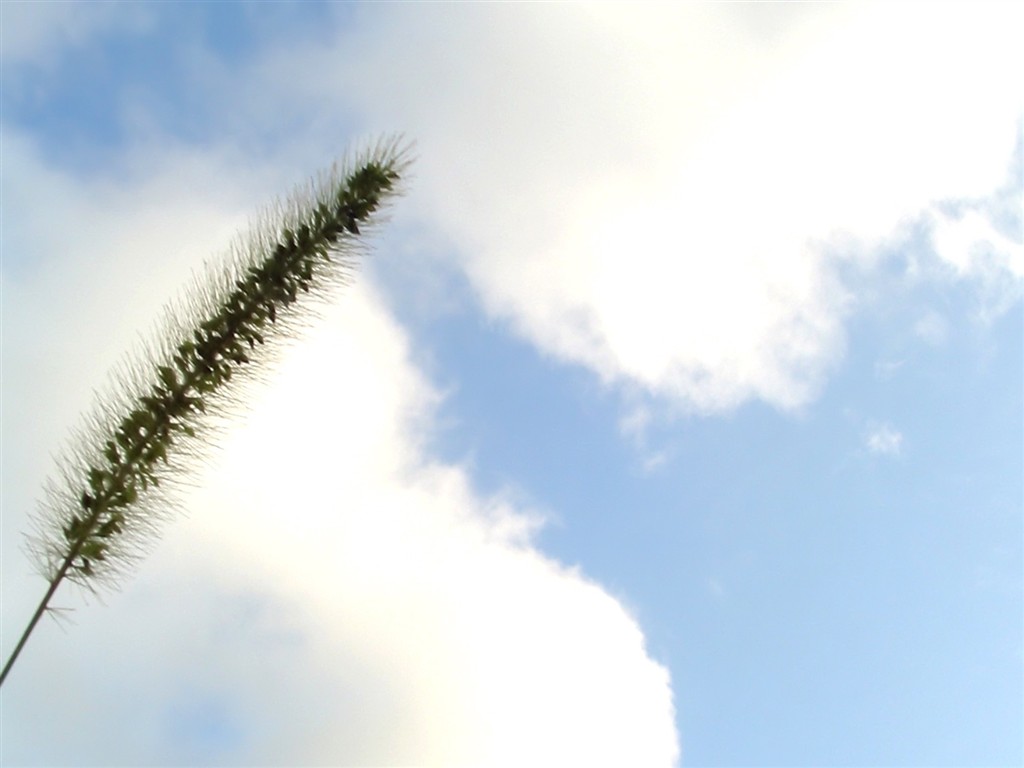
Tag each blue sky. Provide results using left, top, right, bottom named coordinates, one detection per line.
left=1, top=3, right=1021, bottom=766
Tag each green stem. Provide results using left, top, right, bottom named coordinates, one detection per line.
left=0, top=548, right=78, bottom=687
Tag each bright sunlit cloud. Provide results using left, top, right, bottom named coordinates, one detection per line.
left=181, top=285, right=680, bottom=766
left=307, top=2, right=1022, bottom=417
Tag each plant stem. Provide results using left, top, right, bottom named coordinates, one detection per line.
left=0, top=552, right=77, bottom=686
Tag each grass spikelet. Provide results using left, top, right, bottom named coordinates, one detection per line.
left=2, top=137, right=412, bottom=686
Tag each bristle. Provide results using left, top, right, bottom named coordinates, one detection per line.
left=25, top=138, right=412, bottom=591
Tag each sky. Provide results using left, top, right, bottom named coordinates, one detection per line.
left=0, top=3, right=1021, bottom=766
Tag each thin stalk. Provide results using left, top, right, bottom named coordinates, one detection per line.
left=0, top=551, right=78, bottom=686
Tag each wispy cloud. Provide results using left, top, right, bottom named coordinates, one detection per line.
left=865, top=423, right=904, bottom=457
left=914, top=311, right=949, bottom=346
left=874, top=358, right=906, bottom=380
left=931, top=209, right=1023, bottom=281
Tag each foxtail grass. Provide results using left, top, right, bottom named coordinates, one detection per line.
left=1, top=138, right=411, bottom=686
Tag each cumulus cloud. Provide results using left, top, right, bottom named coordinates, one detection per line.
left=14, top=3, right=1016, bottom=421
left=278, top=2, right=1022, bottom=416
left=0, top=133, right=678, bottom=764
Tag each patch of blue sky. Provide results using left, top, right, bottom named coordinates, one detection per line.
left=162, top=688, right=246, bottom=765
left=406, top=231, right=1022, bottom=765
left=1, top=2, right=341, bottom=174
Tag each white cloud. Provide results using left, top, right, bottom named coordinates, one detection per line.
left=929, top=205, right=1024, bottom=321
left=286, top=2, right=1023, bottom=416
left=865, top=423, right=904, bottom=457
left=15, top=3, right=1015, bottom=421
left=0, top=133, right=679, bottom=765
left=931, top=209, right=1023, bottom=280
left=619, top=405, right=672, bottom=474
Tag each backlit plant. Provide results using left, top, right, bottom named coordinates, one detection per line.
left=1, top=138, right=411, bottom=686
